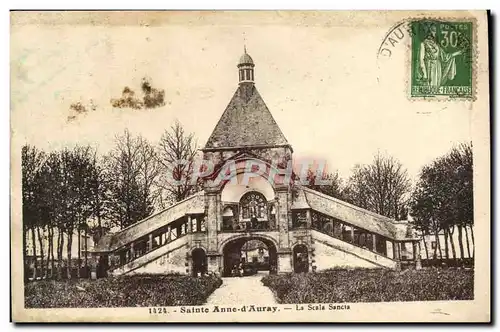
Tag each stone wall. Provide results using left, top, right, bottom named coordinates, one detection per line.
left=312, top=230, right=397, bottom=270
left=112, top=237, right=190, bottom=275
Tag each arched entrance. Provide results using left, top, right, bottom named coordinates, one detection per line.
left=293, top=244, right=309, bottom=273
left=191, top=248, right=207, bottom=277
left=222, top=237, right=278, bottom=277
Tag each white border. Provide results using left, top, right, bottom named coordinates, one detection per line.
left=3, top=2, right=497, bottom=331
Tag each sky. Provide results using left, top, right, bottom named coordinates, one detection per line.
left=10, top=12, right=474, bottom=183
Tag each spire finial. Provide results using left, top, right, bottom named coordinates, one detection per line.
left=243, top=32, right=247, bottom=54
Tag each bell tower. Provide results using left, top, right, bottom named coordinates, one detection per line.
left=238, top=46, right=255, bottom=84
left=201, top=49, right=295, bottom=274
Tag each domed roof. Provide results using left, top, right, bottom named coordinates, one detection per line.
left=238, top=51, right=254, bottom=65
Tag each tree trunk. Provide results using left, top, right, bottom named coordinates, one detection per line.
left=447, top=227, right=457, bottom=260
left=470, top=225, right=475, bottom=244
left=50, top=229, right=55, bottom=278
left=422, top=235, right=429, bottom=260
left=443, top=229, right=449, bottom=259
left=46, top=227, right=51, bottom=278
left=30, top=227, right=37, bottom=280
left=464, top=225, right=471, bottom=258
left=470, top=226, right=475, bottom=258
left=57, top=229, right=64, bottom=280
left=48, top=226, right=55, bottom=279
left=36, top=227, right=45, bottom=279
left=23, top=227, right=28, bottom=282
left=432, top=232, right=438, bottom=259
left=84, top=228, right=88, bottom=269
left=435, top=230, right=443, bottom=259
left=77, top=228, right=81, bottom=279
left=457, top=225, right=465, bottom=259
left=43, top=228, right=49, bottom=278
left=66, top=229, right=73, bottom=280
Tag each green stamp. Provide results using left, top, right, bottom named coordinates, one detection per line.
left=410, top=20, right=473, bottom=99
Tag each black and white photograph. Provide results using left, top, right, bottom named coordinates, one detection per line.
left=10, top=10, right=490, bottom=322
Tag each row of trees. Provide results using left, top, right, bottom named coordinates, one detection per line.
left=22, top=121, right=199, bottom=280
left=410, top=143, right=474, bottom=260
left=23, top=120, right=474, bottom=279
left=306, top=143, right=474, bottom=260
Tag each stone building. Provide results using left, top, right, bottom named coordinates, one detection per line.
left=93, top=49, right=420, bottom=276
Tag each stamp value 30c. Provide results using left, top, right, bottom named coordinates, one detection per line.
left=410, top=20, right=473, bottom=99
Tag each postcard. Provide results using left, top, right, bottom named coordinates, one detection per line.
left=11, top=10, right=490, bottom=322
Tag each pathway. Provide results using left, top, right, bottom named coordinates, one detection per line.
left=205, top=272, right=277, bottom=305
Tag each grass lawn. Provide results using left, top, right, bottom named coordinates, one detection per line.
left=262, top=267, right=473, bottom=304
left=25, top=274, right=223, bottom=308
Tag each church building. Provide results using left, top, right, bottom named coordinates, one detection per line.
left=93, top=49, right=420, bottom=277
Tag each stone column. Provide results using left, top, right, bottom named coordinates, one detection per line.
left=393, top=241, right=401, bottom=270
left=277, top=251, right=293, bottom=273
left=90, top=253, right=98, bottom=279
left=187, top=215, right=192, bottom=233
left=130, top=243, right=135, bottom=260
left=205, top=189, right=219, bottom=252
left=305, top=209, right=312, bottom=228
left=205, top=188, right=221, bottom=274
left=148, top=233, right=153, bottom=252
left=207, top=254, right=222, bottom=276
left=372, top=234, right=377, bottom=252
left=216, top=193, right=222, bottom=232
left=276, top=186, right=290, bottom=250
left=413, top=241, right=422, bottom=270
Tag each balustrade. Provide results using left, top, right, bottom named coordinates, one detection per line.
left=108, top=214, right=199, bottom=270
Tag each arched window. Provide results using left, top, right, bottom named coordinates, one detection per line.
left=240, top=192, right=267, bottom=220
left=222, top=206, right=238, bottom=231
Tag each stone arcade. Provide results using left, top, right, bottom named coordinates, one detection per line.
left=93, top=49, right=420, bottom=277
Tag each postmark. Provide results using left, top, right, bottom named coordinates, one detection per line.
left=409, top=19, right=474, bottom=99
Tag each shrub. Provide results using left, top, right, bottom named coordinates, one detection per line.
left=261, top=267, right=473, bottom=304
left=25, top=274, right=223, bottom=308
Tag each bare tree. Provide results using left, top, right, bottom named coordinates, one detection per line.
left=88, top=152, right=113, bottom=240
left=156, top=120, right=200, bottom=206
left=344, top=152, right=411, bottom=220
left=138, top=137, right=161, bottom=215
left=106, top=130, right=159, bottom=229
left=56, top=146, right=95, bottom=279
left=22, top=145, right=46, bottom=280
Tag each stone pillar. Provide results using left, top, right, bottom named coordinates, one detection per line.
left=372, top=234, right=377, bottom=252
left=207, top=254, right=221, bottom=276
left=305, top=209, right=312, bottom=228
left=204, top=188, right=221, bottom=274
left=413, top=241, right=422, bottom=270
left=350, top=227, right=355, bottom=244
left=148, top=233, right=153, bottom=252
left=277, top=251, right=293, bottom=273
left=90, top=253, right=98, bottom=280
left=393, top=241, right=401, bottom=270
left=205, top=188, right=219, bottom=253
left=216, top=193, right=223, bottom=232
left=187, top=215, right=192, bottom=233
left=276, top=186, right=290, bottom=250
left=130, top=243, right=135, bottom=260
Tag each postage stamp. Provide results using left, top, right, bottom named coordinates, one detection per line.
left=410, top=19, right=474, bottom=99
